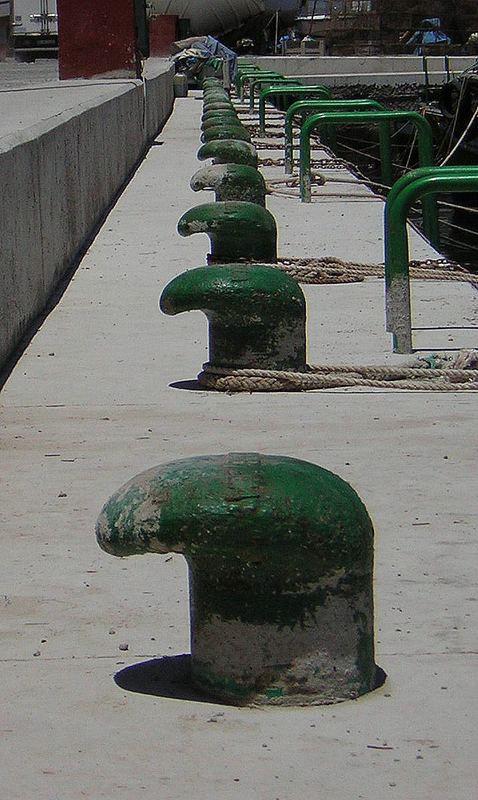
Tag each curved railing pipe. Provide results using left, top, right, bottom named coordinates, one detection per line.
left=384, top=166, right=478, bottom=353
left=249, top=77, right=301, bottom=110
left=284, top=99, right=384, bottom=172
left=299, top=112, right=435, bottom=232
left=258, top=85, right=332, bottom=136
left=237, top=71, right=283, bottom=100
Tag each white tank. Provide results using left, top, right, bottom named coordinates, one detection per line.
left=152, top=2, right=300, bottom=34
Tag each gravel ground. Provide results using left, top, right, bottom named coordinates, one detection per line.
left=0, top=57, right=58, bottom=88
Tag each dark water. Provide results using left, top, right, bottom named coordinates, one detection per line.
left=331, top=128, right=478, bottom=272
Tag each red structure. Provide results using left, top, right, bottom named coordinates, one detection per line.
left=58, top=0, right=139, bottom=80
left=149, top=14, right=178, bottom=57
left=0, top=3, right=9, bottom=62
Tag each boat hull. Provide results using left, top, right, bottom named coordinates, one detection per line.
left=152, top=1, right=298, bottom=34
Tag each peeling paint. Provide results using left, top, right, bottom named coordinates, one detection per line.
left=96, top=453, right=378, bottom=706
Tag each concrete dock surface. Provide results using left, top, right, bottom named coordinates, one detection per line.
left=1, top=90, right=477, bottom=799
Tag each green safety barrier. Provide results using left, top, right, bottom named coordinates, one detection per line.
left=237, top=71, right=283, bottom=100
left=384, top=166, right=478, bottom=353
left=249, top=77, right=302, bottom=110
left=258, top=86, right=332, bottom=136
left=299, top=111, right=435, bottom=232
left=284, top=99, right=384, bottom=172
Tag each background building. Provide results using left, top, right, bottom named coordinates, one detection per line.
left=296, top=0, right=478, bottom=54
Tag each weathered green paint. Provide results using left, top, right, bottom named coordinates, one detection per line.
left=203, top=90, right=230, bottom=101
left=177, top=201, right=277, bottom=262
left=160, top=264, right=306, bottom=369
left=190, top=164, right=267, bottom=206
left=258, top=85, right=332, bottom=135
left=201, top=111, right=239, bottom=127
left=202, top=101, right=234, bottom=113
left=96, top=452, right=378, bottom=705
left=201, top=125, right=251, bottom=144
left=284, top=99, right=384, bottom=172
left=202, top=78, right=224, bottom=88
left=299, top=110, right=435, bottom=203
left=197, top=140, right=259, bottom=169
left=201, top=115, right=241, bottom=131
left=385, top=166, right=478, bottom=352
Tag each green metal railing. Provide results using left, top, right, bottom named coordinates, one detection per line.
left=284, top=99, right=384, bottom=172
left=385, top=166, right=478, bottom=353
left=300, top=110, right=434, bottom=201
left=237, top=71, right=283, bottom=100
left=299, top=110, right=438, bottom=250
left=258, top=86, right=332, bottom=136
left=248, top=77, right=301, bottom=110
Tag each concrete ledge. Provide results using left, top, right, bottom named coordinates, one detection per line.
left=0, top=62, right=174, bottom=372
left=277, top=72, right=456, bottom=87
left=242, top=55, right=477, bottom=86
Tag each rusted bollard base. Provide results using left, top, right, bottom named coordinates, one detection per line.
left=192, top=613, right=381, bottom=707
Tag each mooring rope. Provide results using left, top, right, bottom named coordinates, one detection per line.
left=198, top=361, right=478, bottom=392
left=272, top=256, right=478, bottom=285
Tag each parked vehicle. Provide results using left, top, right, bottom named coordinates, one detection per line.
left=11, top=0, right=58, bottom=61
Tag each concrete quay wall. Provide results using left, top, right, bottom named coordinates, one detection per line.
left=0, top=63, right=174, bottom=372
left=243, top=55, right=477, bottom=86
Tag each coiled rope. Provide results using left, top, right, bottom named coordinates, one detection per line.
left=198, top=361, right=478, bottom=393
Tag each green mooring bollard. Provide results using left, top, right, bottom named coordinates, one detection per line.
left=197, top=140, right=258, bottom=169
left=203, top=91, right=230, bottom=102
left=190, top=164, right=267, bottom=206
left=177, top=201, right=277, bottom=262
left=160, top=264, right=305, bottom=370
left=201, top=116, right=241, bottom=132
left=202, top=101, right=234, bottom=112
left=96, top=452, right=380, bottom=706
left=201, top=108, right=239, bottom=124
left=201, top=125, right=251, bottom=144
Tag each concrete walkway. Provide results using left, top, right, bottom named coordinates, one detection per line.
left=1, top=94, right=477, bottom=800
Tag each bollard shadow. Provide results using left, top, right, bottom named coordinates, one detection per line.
left=114, top=654, right=226, bottom=704
left=373, top=665, right=387, bottom=691
left=115, top=655, right=387, bottom=704
left=169, top=380, right=213, bottom=392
